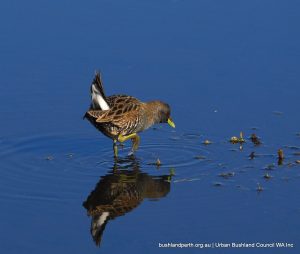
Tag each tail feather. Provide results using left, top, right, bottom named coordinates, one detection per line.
left=91, top=71, right=110, bottom=110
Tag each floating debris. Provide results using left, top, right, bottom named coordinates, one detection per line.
left=147, top=158, right=162, bottom=167
left=194, top=155, right=206, bottom=160
left=156, top=158, right=161, bottom=167
left=256, top=183, right=264, bottom=192
left=264, top=173, right=272, bottom=180
left=278, top=149, right=284, bottom=159
left=278, top=149, right=284, bottom=165
left=249, top=151, right=256, bottom=160
left=230, top=132, right=245, bottom=144
left=296, top=160, right=300, bottom=164
left=45, top=156, right=54, bottom=161
left=250, top=133, right=261, bottom=145
left=230, top=136, right=239, bottom=143
left=219, top=172, right=235, bottom=179
left=202, top=139, right=212, bottom=145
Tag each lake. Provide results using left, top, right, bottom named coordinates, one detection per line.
left=1, top=1, right=300, bottom=253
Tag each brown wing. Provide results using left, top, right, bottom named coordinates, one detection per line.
left=86, top=110, right=109, bottom=119
left=87, top=96, right=143, bottom=127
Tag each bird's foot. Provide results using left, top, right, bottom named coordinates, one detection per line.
left=116, top=133, right=140, bottom=156
left=130, top=134, right=140, bottom=154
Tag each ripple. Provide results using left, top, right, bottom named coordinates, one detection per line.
left=1, top=129, right=297, bottom=204
left=139, top=142, right=208, bottom=168
left=0, top=131, right=220, bottom=204
left=0, top=133, right=105, bottom=203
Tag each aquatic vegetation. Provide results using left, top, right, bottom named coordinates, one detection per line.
left=230, top=132, right=246, bottom=144
left=250, top=133, right=261, bottom=145
left=277, top=149, right=284, bottom=165
left=147, top=158, right=162, bottom=167
left=169, top=168, right=176, bottom=176
left=156, top=158, right=162, bottom=167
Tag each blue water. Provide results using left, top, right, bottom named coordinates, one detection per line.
left=1, top=1, right=300, bottom=253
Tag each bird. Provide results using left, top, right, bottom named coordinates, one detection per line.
left=84, top=71, right=175, bottom=157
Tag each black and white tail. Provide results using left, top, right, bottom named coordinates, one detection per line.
left=91, top=71, right=110, bottom=110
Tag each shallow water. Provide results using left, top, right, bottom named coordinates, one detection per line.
left=1, top=1, right=300, bottom=253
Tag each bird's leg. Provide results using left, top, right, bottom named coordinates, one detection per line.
left=113, top=139, right=118, bottom=158
left=130, top=134, right=140, bottom=155
left=118, top=133, right=140, bottom=156
left=117, top=133, right=137, bottom=143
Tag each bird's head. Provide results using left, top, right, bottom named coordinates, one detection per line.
left=150, top=101, right=175, bottom=128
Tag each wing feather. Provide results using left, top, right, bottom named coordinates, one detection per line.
left=87, top=95, right=143, bottom=129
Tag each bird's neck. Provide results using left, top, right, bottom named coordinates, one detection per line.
left=144, top=101, right=163, bottom=125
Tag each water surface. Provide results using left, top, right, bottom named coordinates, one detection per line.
left=1, top=0, right=300, bottom=253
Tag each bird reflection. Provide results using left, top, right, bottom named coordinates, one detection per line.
left=83, top=156, right=173, bottom=246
